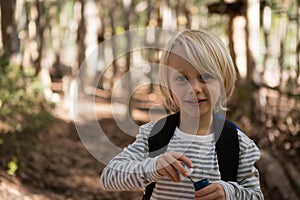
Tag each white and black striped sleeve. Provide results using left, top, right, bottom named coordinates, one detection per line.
left=100, top=122, right=163, bottom=191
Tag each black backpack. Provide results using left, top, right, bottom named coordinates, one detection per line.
left=143, top=112, right=240, bottom=200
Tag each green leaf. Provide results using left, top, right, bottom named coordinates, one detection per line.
left=7, top=158, right=18, bottom=176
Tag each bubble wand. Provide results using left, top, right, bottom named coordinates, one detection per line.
left=181, top=163, right=211, bottom=191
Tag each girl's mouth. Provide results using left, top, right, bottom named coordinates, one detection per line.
left=185, top=99, right=207, bottom=106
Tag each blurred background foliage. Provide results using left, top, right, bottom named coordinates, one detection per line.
left=0, top=64, right=53, bottom=133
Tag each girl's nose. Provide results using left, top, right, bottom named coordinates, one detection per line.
left=188, top=79, right=203, bottom=94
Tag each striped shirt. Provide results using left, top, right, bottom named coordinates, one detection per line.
left=100, top=121, right=264, bottom=200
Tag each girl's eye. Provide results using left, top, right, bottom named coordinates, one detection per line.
left=200, top=73, right=214, bottom=82
left=176, top=76, right=188, bottom=82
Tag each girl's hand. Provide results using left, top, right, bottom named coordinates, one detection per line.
left=156, top=151, right=193, bottom=182
left=194, top=183, right=225, bottom=200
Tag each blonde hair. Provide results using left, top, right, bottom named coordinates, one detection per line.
left=159, top=29, right=237, bottom=112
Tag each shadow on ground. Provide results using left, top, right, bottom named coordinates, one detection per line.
left=0, top=117, right=143, bottom=200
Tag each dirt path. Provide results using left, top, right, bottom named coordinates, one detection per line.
left=0, top=98, right=145, bottom=200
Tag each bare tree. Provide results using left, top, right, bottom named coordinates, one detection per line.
left=0, top=0, right=19, bottom=67
left=76, top=0, right=87, bottom=94
left=297, top=0, right=300, bottom=78
left=33, top=0, right=46, bottom=75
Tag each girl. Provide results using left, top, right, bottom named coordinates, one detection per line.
left=100, top=29, right=264, bottom=200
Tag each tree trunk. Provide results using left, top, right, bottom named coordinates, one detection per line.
left=297, top=0, right=300, bottom=78
left=278, top=11, right=287, bottom=89
left=244, top=0, right=260, bottom=120
left=228, top=14, right=239, bottom=77
left=0, top=0, right=16, bottom=67
left=245, top=0, right=260, bottom=82
left=262, top=5, right=271, bottom=81
left=76, top=0, right=86, bottom=94
left=145, top=0, right=156, bottom=93
left=76, top=0, right=86, bottom=68
left=96, top=1, right=105, bottom=89
left=34, top=0, right=46, bottom=75
left=122, top=0, right=135, bottom=117
left=108, top=2, right=118, bottom=92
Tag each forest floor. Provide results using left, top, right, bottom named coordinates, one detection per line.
left=0, top=93, right=146, bottom=200
left=0, top=86, right=299, bottom=200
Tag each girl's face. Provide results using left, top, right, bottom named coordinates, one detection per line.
left=168, top=53, right=221, bottom=119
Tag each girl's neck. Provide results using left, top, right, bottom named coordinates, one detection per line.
left=179, top=112, right=213, bottom=135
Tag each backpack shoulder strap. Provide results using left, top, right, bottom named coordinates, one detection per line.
left=214, top=114, right=240, bottom=181
left=143, top=113, right=179, bottom=200
left=148, top=112, right=180, bottom=158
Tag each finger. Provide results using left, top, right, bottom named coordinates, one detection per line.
left=162, top=151, right=193, bottom=177
left=172, top=159, right=189, bottom=177
left=163, top=160, right=180, bottom=182
left=195, top=184, right=216, bottom=196
left=195, top=183, right=224, bottom=199
left=195, top=191, right=218, bottom=200
left=157, top=153, right=177, bottom=170
left=165, top=163, right=180, bottom=182
left=158, top=152, right=192, bottom=181
left=163, top=154, right=182, bottom=182
left=170, top=151, right=193, bottom=168
left=158, top=156, right=180, bottom=182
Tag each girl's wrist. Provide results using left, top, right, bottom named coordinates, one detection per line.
left=142, top=157, right=164, bottom=182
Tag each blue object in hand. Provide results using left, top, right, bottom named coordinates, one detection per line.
left=193, top=178, right=210, bottom=191
left=180, top=163, right=210, bottom=191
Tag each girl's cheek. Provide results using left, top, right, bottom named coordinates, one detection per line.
left=169, top=88, right=181, bottom=107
